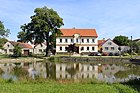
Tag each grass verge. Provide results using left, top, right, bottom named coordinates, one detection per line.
left=0, top=78, right=139, bottom=93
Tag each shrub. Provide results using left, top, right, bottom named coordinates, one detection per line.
left=132, top=52, right=137, bottom=55
left=114, top=52, right=120, bottom=56
left=123, top=53, right=129, bottom=56
left=102, top=52, right=108, bottom=56
left=109, top=52, right=113, bottom=56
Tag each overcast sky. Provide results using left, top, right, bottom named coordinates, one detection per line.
left=0, top=0, right=140, bottom=40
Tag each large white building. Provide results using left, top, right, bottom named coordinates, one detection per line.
left=56, top=28, right=98, bottom=54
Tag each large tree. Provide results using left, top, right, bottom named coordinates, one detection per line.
left=0, top=21, right=10, bottom=37
left=17, top=31, right=27, bottom=42
left=19, top=6, right=64, bottom=56
left=0, top=38, right=8, bottom=49
left=113, top=35, right=129, bottom=46
left=132, top=41, right=140, bottom=53
left=0, top=21, right=10, bottom=49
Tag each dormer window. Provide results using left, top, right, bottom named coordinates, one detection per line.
left=76, top=39, right=78, bottom=43
left=108, top=42, right=112, bottom=45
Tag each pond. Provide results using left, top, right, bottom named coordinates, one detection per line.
left=0, top=62, right=140, bottom=83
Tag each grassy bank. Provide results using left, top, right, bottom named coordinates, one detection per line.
left=0, top=79, right=139, bottom=93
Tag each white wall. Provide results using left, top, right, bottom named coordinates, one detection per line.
left=102, top=39, right=119, bottom=53
left=33, top=43, right=46, bottom=54
left=3, top=42, right=14, bottom=54
left=56, top=36, right=98, bottom=53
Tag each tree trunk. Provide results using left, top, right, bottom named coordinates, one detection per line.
left=45, top=32, right=50, bottom=56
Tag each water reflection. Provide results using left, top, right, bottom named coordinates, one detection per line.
left=0, top=62, right=140, bottom=83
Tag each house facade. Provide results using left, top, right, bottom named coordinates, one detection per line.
left=33, top=43, right=47, bottom=55
left=134, top=38, right=140, bottom=42
left=98, top=39, right=119, bottom=54
left=3, top=41, right=33, bottom=56
left=56, top=28, right=98, bottom=54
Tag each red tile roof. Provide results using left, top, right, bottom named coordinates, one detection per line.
left=98, top=40, right=106, bottom=45
left=9, top=41, right=32, bottom=49
left=60, top=28, right=98, bottom=37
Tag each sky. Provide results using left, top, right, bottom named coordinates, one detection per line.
left=0, top=0, right=140, bottom=41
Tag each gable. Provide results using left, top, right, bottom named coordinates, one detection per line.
left=3, top=42, right=14, bottom=49
left=4, top=41, right=33, bottom=49
left=102, top=39, right=119, bottom=47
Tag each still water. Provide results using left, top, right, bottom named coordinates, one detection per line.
left=0, top=62, right=140, bottom=83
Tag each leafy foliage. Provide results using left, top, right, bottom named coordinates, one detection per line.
left=0, top=81, right=138, bottom=93
left=131, top=41, right=140, bottom=53
left=67, top=44, right=78, bottom=53
left=0, top=38, right=8, bottom=49
left=0, top=21, right=10, bottom=37
left=13, top=44, right=22, bottom=57
left=113, top=35, right=129, bottom=46
left=17, top=31, right=27, bottom=42
left=18, top=6, right=63, bottom=56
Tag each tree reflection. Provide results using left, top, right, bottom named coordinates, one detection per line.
left=0, top=68, right=3, bottom=74
left=11, top=64, right=28, bottom=80
left=115, top=64, right=140, bottom=79
left=66, top=64, right=79, bottom=78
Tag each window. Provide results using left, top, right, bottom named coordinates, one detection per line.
left=60, top=66, right=62, bottom=71
left=82, top=74, right=84, bottom=78
left=81, top=66, right=84, bottom=71
left=87, top=74, right=89, bottom=78
left=76, top=39, right=78, bottom=43
left=65, top=39, right=67, bottom=43
left=60, top=39, right=62, bottom=43
left=87, top=47, right=89, bottom=50
left=9, top=49, right=13, bottom=52
left=60, top=47, right=62, bottom=51
left=60, top=74, right=62, bottom=78
left=92, top=47, right=94, bottom=51
left=82, top=39, right=84, bottom=43
left=87, top=39, right=89, bottom=43
left=111, top=47, right=114, bottom=50
left=105, top=47, right=108, bottom=50
left=111, top=67, right=115, bottom=70
left=71, top=39, right=73, bottom=43
left=7, top=44, right=9, bottom=47
left=92, top=39, right=95, bottom=43
left=65, top=74, right=68, bottom=78
left=92, top=66, right=94, bottom=70
left=43, top=49, right=46, bottom=52
left=4, top=49, right=7, bottom=53
left=81, top=47, right=84, bottom=51
left=39, top=49, right=42, bottom=52
left=108, top=42, right=112, bottom=45
left=87, top=66, right=89, bottom=71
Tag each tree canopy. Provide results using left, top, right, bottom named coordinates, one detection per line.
left=113, top=35, right=129, bottom=46
left=18, top=6, right=64, bottom=56
left=0, top=21, right=10, bottom=37
left=0, top=38, right=8, bottom=49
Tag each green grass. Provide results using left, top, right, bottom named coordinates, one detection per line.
left=0, top=79, right=138, bottom=93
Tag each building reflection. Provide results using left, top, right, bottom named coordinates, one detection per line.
left=0, top=62, right=139, bottom=83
